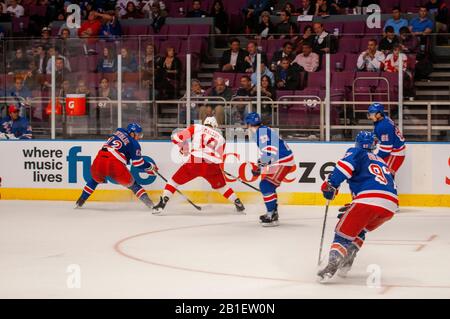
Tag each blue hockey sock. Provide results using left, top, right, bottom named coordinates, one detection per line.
left=80, top=180, right=99, bottom=200
left=330, top=233, right=353, bottom=259
left=260, top=179, right=278, bottom=213
left=128, top=182, right=152, bottom=205
left=352, top=230, right=367, bottom=249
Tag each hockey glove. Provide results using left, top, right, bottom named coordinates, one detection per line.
left=321, top=181, right=339, bottom=201
left=251, top=159, right=267, bottom=177
left=179, top=142, right=190, bottom=156
left=145, top=162, right=158, bottom=176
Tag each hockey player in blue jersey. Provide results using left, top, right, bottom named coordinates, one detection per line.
left=75, top=123, right=157, bottom=209
left=245, top=112, right=295, bottom=227
left=0, top=105, right=32, bottom=139
left=318, top=131, right=398, bottom=283
left=368, top=103, right=406, bottom=176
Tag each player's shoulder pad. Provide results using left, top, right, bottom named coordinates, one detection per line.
left=342, top=147, right=364, bottom=160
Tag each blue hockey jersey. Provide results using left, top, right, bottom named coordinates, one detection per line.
left=329, top=147, right=398, bottom=213
left=374, top=117, right=406, bottom=158
left=255, top=126, right=295, bottom=166
left=102, top=128, right=151, bottom=170
left=0, top=115, right=32, bottom=139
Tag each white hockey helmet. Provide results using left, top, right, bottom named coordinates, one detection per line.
left=204, top=116, right=218, bottom=128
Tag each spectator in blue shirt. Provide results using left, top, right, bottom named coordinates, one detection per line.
left=8, top=77, right=32, bottom=117
left=384, top=7, right=408, bottom=35
left=409, top=6, right=434, bottom=35
left=97, top=47, right=117, bottom=73
left=251, top=62, right=275, bottom=86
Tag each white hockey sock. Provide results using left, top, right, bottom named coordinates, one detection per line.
left=217, top=187, right=237, bottom=203
left=162, top=180, right=178, bottom=199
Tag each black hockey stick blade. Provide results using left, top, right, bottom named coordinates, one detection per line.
left=224, top=171, right=261, bottom=192
left=156, top=171, right=202, bottom=211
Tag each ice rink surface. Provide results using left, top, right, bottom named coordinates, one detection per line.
left=1, top=200, right=449, bottom=299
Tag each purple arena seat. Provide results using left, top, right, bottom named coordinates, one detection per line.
left=339, top=38, right=361, bottom=54
left=307, top=72, right=326, bottom=90
left=343, top=21, right=366, bottom=37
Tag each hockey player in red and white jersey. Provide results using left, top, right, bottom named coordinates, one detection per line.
left=152, top=117, right=245, bottom=213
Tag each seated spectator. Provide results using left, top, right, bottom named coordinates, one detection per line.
left=100, top=14, right=122, bottom=40
left=426, top=0, right=448, bottom=33
left=384, top=7, right=408, bottom=35
left=78, top=11, right=111, bottom=46
left=33, top=45, right=48, bottom=75
left=155, top=46, right=182, bottom=99
left=59, top=28, right=81, bottom=58
left=292, top=43, right=319, bottom=73
left=141, top=43, right=161, bottom=94
left=300, top=0, right=316, bottom=15
left=314, top=0, right=337, bottom=16
left=58, top=21, right=79, bottom=38
left=233, top=75, right=256, bottom=124
left=7, top=48, right=30, bottom=75
left=275, top=10, right=298, bottom=39
left=181, top=79, right=206, bottom=124
left=379, top=26, right=400, bottom=54
left=251, top=62, right=275, bottom=86
left=150, top=3, right=166, bottom=33
left=140, top=1, right=168, bottom=18
left=210, top=0, right=228, bottom=34
left=6, top=0, right=24, bottom=18
left=384, top=45, right=407, bottom=73
left=260, top=74, right=276, bottom=100
left=312, top=23, right=337, bottom=55
left=120, top=48, right=138, bottom=72
left=203, top=77, right=232, bottom=125
left=399, top=26, right=419, bottom=54
left=97, top=77, right=117, bottom=99
left=331, top=0, right=353, bottom=14
left=46, top=47, right=71, bottom=74
left=38, top=26, right=53, bottom=51
left=219, top=38, right=249, bottom=73
left=121, top=1, right=144, bottom=19
left=116, top=0, right=138, bottom=17
left=75, top=79, right=91, bottom=99
left=58, top=79, right=72, bottom=98
left=242, top=0, right=271, bottom=33
left=275, top=57, right=300, bottom=90
left=357, top=39, right=385, bottom=72
left=256, top=10, right=275, bottom=39
left=270, top=41, right=295, bottom=71
left=284, top=2, right=299, bottom=16
left=97, top=47, right=117, bottom=73
left=0, top=105, right=32, bottom=140
left=409, top=6, right=434, bottom=37
left=295, top=25, right=315, bottom=54
left=187, top=0, right=208, bottom=17
left=244, top=41, right=268, bottom=73
left=22, top=60, right=41, bottom=91
left=8, top=77, right=32, bottom=108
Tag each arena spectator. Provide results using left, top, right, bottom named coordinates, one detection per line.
left=312, top=23, right=337, bottom=55
left=38, top=26, right=52, bottom=51
left=300, top=0, right=316, bottom=15
left=8, top=77, right=32, bottom=107
left=384, top=45, right=407, bottom=73
left=33, top=45, right=48, bottom=75
left=58, top=79, right=71, bottom=98
left=0, top=0, right=6, bottom=15
left=233, top=75, right=256, bottom=124
left=140, top=0, right=167, bottom=18
left=260, top=74, right=276, bottom=100
left=121, top=1, right=144, bottom=19
left=59, top=28, right=81, bottom=58
left=379, top=26, right=400, bottom=54
left=295, top=25, right=315, bottom=54
left=244, top=41, right=268, bottom=73
left=250, top=62, right=275, bottom=86
left=275, top=57, right=300, bottom=90
left=79, top=11, right=112, bottom=46
left=6, top=0, right=24, bottom=18
left=187, top=0, right=208, bottom=17
left=0, top=105, right=32, bottom=140
left=150, top=3, right=166, bottom=33
left=284, top=2, right=299, bottom=16
left=7, top=48, right=30, bottom=74
left=270, top=41, right=295, bottom=71
left=242, top=0, right=271, bottom=33
left=100, top=14, right=122, bottom=40
left=409, top=6, right=434, bottom=36
left=155, top=46, right=182, bottom=99
left=181, top=79, right=206, bottom=124
left=120, top=47, right=138, bottom=72
left=97, top=47, right=117, bottom=73
left=426, top=0, right=448, bottom=33
left=357, top=39, right=385, bottom=72
left=203, top=77, right=231, bottom=125
left=46, top=47, right=71, bottom=74
left=58, top=21, right=79, bottom=38
left=384, top=7, right=408, bottom=35
left=219, top=38, right=249, bottom=73
left=275, top=10, right=298, bottom=39
left=97, top=77, right=117, bottom=99
left=292, top=43, right=319, bottom=73
left=314, top=0, right=337, bottom=16
left=256, top=11, right=275, bottom=39
left=399, top=26, right=419, bottom=54
left=116, top=0, right=138, bottom=17
left=141, top=43, right=161, bottom=93
left=75, top=79, right=91, bottom=99
left=210, top=0, right=228, bottom=34
left=22, top=60, right=41, bottom=91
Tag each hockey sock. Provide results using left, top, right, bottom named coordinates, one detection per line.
left=128, top=182, right=152, bottom=205
left=330, top=233, right=353, bottom=260
left=260, top=179, right=278, bottom=212
left=80, top=179, right=99, bottom=201
left=352, top=230, right=366, bottom=250
left=162, top=180, right=179, bottom=200
left=217, top=186, right=237, bottom=203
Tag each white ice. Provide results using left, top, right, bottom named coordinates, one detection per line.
left=0, top=200, right=449, bottom=299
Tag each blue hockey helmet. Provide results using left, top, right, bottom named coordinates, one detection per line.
left=245, top=112, right=262, bottom=126
left=355, top=131, right=377, bottom=150
left=127, top=123, right=143, bottom=139
left=368, top=103, right=385, bottom=116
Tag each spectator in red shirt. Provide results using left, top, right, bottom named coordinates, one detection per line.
left=78, top=11, right=112, bottom=45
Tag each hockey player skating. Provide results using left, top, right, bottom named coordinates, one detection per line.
left=245, top=112, right=295, bottom=227
left=368, top=103, right=406, bottom=176
left=75, top=123, right=157, bottom=209
left=152, top=117, right=245, bottom=213
left=317, top=131, right=398, bottom=283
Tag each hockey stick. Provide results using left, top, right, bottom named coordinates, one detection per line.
left=155, top=171, right=202, bottom=211
left=224, top=171, right=261, bottom=192
left=317, top=200, right=330, bottom=266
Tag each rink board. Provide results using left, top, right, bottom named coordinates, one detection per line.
left=0, top=140, right=449, bottom=207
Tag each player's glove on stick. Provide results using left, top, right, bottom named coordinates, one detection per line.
left=251, top=159, right=267, bottom=177
left=145, top=163, right=158, bottom=176
left=321, top=181, right=339, bottom=201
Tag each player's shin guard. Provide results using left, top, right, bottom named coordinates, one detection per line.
left=318, top=234, right=352, bottom=283
left=217, top=186, right=245, bottom=212
left=128, top=182, right=153, bottom=208
left=259, top=179, right=279, bottom=226
left=76, top=179, right=99, bottom=208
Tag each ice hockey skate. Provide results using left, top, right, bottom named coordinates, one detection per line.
left=259, top=209, right=279, bottom=227
left=152, top=196, right=169, bottom=214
